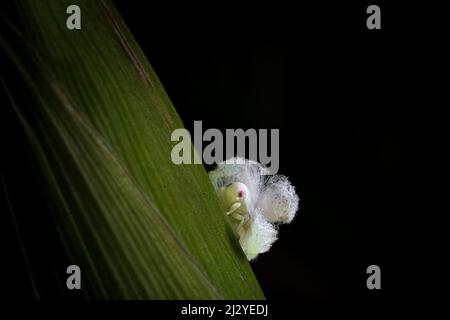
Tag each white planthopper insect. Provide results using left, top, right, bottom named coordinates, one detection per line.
left=208, top=157, right=299, bottom=260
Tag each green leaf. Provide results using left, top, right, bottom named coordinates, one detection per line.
left=0, top=0, right=264, bottom=299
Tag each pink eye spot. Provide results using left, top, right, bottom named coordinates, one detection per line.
left=238, top=190, right=245, bottom=198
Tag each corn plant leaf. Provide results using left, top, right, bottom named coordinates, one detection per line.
left=0, top=0, right=264, bottom=299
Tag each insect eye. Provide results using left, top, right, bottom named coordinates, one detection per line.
left=238, top=190, right=245, bottom=198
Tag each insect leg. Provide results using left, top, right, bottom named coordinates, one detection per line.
left=234, top=213, right=250, bottom=240
left=225, top=202, right=241, bottom=216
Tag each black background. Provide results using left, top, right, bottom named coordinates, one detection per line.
left=0, top=0, right=418, bottom=308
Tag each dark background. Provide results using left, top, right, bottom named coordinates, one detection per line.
left=111, top=0, right=411, bottom=303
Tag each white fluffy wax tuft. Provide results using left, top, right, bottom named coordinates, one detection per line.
left=239, top=211, right=278, bottom=260
left=258, top=175, right=299, bottom=224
